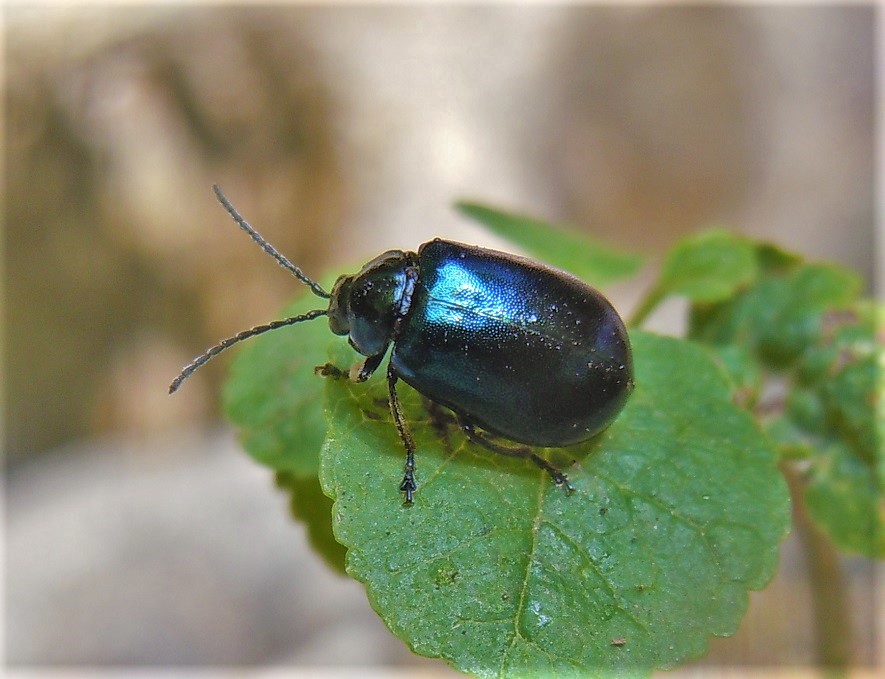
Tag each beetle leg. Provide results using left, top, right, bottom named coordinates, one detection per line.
left=353, top=351, right=385, bottom=382
left=314, top=363, right=348, bottom=379
left=423, top=397, right=457, bottom=451
left=387, top=365, right=417, bottom=504
left=457, top=416, right=574, bottom=495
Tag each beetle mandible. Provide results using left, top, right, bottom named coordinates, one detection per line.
left=171, top=186, right=634, bottom=504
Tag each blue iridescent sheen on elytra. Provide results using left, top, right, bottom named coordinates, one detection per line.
left=389, top=240, right=633, bottom=447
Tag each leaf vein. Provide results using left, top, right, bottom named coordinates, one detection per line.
left=501, top=472, right=547, bottom=677
left=541, top=519, right=651, bottom=637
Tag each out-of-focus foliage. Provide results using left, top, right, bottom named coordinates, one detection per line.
left=6, top=11, right=344, bottom=457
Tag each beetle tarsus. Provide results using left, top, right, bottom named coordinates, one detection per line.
left=400, top=467, right=416, bottom=505
left=400, top=445, right=416, bottom=504
left=551, top=472, right=576, bottom=495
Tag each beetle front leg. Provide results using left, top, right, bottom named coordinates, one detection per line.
left=353, top=351, right=385, bottom=382
left=387, top=365, right=417, bottom=504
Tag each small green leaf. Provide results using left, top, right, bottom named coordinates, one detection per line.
left=319, top=331, right=789, bottom=676
left=455, top=201, right=645, bottom=288
left=690, top=245, right=881, bottom=559
left=760, top=266, right=863, bottom=366
left=804, top=439, right=884, bottom=557
left=690, top=263, right=863, bottom=368
left=786, top=387, right=828, bottom=437
left=658, top=229, right=759, bottom=303
left=764, top=417, right=814, bottom=462
left=815, top=309, right=880, bottom=464
left=631, top=229, right=759, bottom=326
left=754, top=242, right=803, bottom=273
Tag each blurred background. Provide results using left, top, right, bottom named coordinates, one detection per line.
left=4, top=3, right=880, bottom=672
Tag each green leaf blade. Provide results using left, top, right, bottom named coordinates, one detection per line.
left=456, top=201, right=645, bottom=288
left=319, top=331, right=790, bottom=676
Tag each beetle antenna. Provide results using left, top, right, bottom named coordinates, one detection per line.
left=168, top=308, right=328, bottom=394
left=212, top=184, right=331, bottom=300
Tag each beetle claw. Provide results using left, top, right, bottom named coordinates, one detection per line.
left=551, top=471, right=575, bottom=495
left=400, top=474, right=416, bottom=504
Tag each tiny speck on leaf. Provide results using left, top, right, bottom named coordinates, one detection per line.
left=434, top=565, right=459, bottom=587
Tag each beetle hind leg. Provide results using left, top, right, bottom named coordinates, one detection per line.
left=456, top=415, right=575, bottom=495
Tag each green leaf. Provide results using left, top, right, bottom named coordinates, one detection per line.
left=764, top=417, right=814, bottom=462
left=455, top=201, right=645, bottom=288
left=754, top=242, right=803, bottom=273
left=223, top=274, right=347, bottom=476
left=657, top=229, right=759, bottom=303
left=707, top=344, right=763, bottom=409
left=690, top=262, right=863, bottom=368
left=319, top=331, right=789, bottom=676
left=815, top=307, right=881, bottom=464
left=786, top=387, right=828, bottom=437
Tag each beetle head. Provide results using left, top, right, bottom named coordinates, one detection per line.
left=328, top=250, right=415, bottom=358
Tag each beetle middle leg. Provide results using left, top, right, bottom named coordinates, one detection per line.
left=457, top=415, right=575, bottom=494
left=423, top=397, right=457, bottom=451
left=387, top=365, right=417, bottom=505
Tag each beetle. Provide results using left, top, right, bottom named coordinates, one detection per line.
left=171, top=185, right=634, bottom=504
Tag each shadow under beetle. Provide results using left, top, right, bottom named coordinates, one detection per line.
left=171, top=186, right=635, bottom=504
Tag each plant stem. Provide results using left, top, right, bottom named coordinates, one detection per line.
left=628, top=286, right=665, bottom=328
left=782, top=463, right=852, bottom=670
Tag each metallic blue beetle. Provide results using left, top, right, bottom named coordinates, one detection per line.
left=171, top=186, right=634, bottom=503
